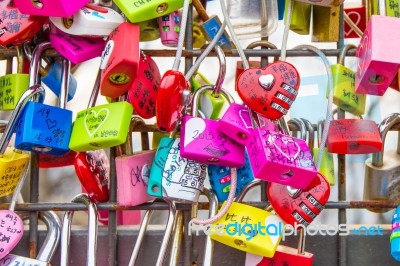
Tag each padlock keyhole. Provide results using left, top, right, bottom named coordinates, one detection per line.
left=31, top=0, right=44, bottom=9
left=237, top=132, right=248, bottom=139
left=32, top=146, right=52, bottom=152
left=151, top=185, right=159, bottom=193
left=157, top=3, right=168, bottom=13
left=281, top=170, right=294, bottom=179
left=234, top=239, right=247, bottom=248
left=368, top=75, right=385, bottom=85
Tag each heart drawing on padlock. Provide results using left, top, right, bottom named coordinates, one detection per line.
left=356, top=33, right=370, bottom=82
left=269, top=134, right=301, bottom=161
left=183, top=117, right=207, bottom=147
left=238, top=109, right=252, bottom=129
left=344, top=11, right=361, bottom=37
left=84, top=108, right=110, bottom=137
left=0, top=210, right=24, bottom=259
left=236, top=61, right=300, bottom=120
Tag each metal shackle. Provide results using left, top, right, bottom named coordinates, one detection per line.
left=301, top=118, right=315, bottom=150
left=245, top=40, right=279, bottom=62
left=190, top=86, right=235, bottom=117
left=60, top=194, right=98, bottom=266
left=288, top=118, right=307, bottom=140
left=338, top=43, right=357, bottom=66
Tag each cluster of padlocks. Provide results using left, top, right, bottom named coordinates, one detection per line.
left=0, top=0, right=400, bottom=265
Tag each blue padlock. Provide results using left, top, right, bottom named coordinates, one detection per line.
left=15, top=42, right=73, bottom=155
left=208, top=150, right=254, bottom=202
left=277, top=0, right=286, bottom=20
left=391, top=206, right=400, bottom=261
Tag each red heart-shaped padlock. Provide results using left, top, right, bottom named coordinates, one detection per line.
left=0, top=210, right=24, bottom=259
left=127, top=53, right=161, bottom=119
left=267, top=173, right=330, bottom=226
left=0, top=0, right=48, bottom=47
left=236, top=61, right=300, bottom=120
left=74, top=150, right=110, bottom=203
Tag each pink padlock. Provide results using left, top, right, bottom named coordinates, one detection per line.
left=49, top=24, right=106, bottom=64
left=247, top=127, right=317, bottom=189
left=217, top=103, right=253, bottom=146
left=14, top=0, right=89, bottom=17
left=180, top=86, right=245, bottom=168
left=158, top=10, right=181, bottom=47
left=355, top=15, right=400, bottom=96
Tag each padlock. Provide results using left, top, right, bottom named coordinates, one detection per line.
left=49, top=24, right=106, bottom=65
left=0, top=210, right=61, bottom=265
left=311, top=6, right=340, bottom=42
left=236, top=59, right=300, bottom=121
left=363, top=113, right=400, bottom=213
left=0, top=48, right=29, bottom=111
left=392, top=206, right=400, bottom=261
left=100, top=21, right=140, bottom=99
left=210, top=180, right=283, bottom=257
left=127, top=52, right=161, bottom=119
left=344, top=2, right=367, bottom=39
left=69, top=71, right=133, bottom=152
left=295, top=0, right=343, bottom=7
left=116, top=117, right=155, bottom=206
left=0, top=0, right=47, bottom=47
left=15, top=43, right=73, bottom=155
left=148, top=137, right=207, bottom=202
left=14, top=0, right=88, bottom=17
left=156, top=70, right=190, bottom=132
left=267, top=171, right=330, bottom=226
left=247, top=117, right=317, bottom=189
left=285, top=0, right=311, bottom=35
left=312, top=119, right=335, bottom=185
left=114, top=0, right=186, bottom=23
left=49, top=3, right=124, bottom=38
left=208, top=150, right=254, bottom=202
left=192, top=0, right=232, bottom=49
left=180, top=86, right=246, bottom=167
left=192, top=20, right=207, bottom=49
left=355, top=15, right=400, bottom=96
left=138, top=18, right=160, bottom=42
left=60, top=194, right=98, bottom=266
left=246, top=228, right=314, bottom=266
left=326, top=117, right=382, bottom=154
left=158, top=10, right=180, bottom=47
left=75, top=149, right=110, bottom=203
left=330, top=44, right=366, bottom=116
left=368, top=0, right=400, bottom=18
left=128, top=198, right=176, bottom=265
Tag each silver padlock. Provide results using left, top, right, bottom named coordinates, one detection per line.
left=128, top=198, right=176, bottom=266
left=0, top=211, right=61, bottom=265
left=364, top=113, right=400, bottom=213
left=60, top=193, right=98, bottom=266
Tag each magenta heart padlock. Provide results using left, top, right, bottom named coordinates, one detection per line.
left=247, top=128, right=317, bottom=189
left=14, top=0, right=89, bottom=17
left=180, top=86, right=245, bottom=168
left=355, top=15, right=400, bottom=96
left=217, top=103, right=253, bottom=146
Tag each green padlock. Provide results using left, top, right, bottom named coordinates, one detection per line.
left=370, top=0, right=399, bottom=17
left=69, top=71, right=133, bottom=152
left=0, top=47, right=29, bottom=110
left=285, top=0, right=312, bottom=35
left=312, top=119, right=335, bottom=185
left=329, top=44, right=366, bottom=116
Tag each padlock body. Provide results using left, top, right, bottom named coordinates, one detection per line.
left=312, top=6, right=339, bottom=42
left=286, top=0, right=311, bottom=35
left=295, top=0, right=342, bottom=7
left=0, top=255, right=47, bottom=266
left=114, top=0, right=186, bottom=23
left=218, top=103, right=252, bottom=146
left=208, top=151, right=254, bottom=202
left=158, top=11, right=180, bottom=47
left=0, top=0, right=48, bottom=47
left=235, top=61, right=261, bottom=87
left=39, top=150, right=77, bottom=168
left=248, top=129, right=317, bottom=189
left=41, top=60, right=77, bottom=101
left=127, top=53, right=161, bottom=119
left=15, top=102, right=72, bottom=155
left=210, top=202, right=283, bottom=257
left=252, top=245, right=314, bottom=266
left=363, top=151, right=400, bottom=213
left=0, top=73, right=29, bottom=110
left=69, top=102, right=133, bottom=152
left=355, top=15, right=400, bottom=96
left=331, top=64, right=366, bottom=116
left=100, top=22, right=140, bottom=99
left=0, top=147, right=29, bottom=197
left=14, top=0, right=89, bottom=17
left=312, top=147, right=335, bottom=185
left=97, top=209, right=142, bottom=225
left=180, top=116, right=246, bottom=167
left=50, top=28, right=106, bottom=64
left=148, top=137, right=207, bottom=202
left=49, top=4, right=124, bottom=37
left=138, top=18, right=160, bottom=42
left=116, top=150, right=155, bottom=206
left=267, top=173, right=330, bottom=226
left=344, top=3, right=366, bottom=39
left=326, top=119, right=382, bottom=154
left=236, top=61, right=300, bottom=120
left=201, top=16, right=232, bottom=49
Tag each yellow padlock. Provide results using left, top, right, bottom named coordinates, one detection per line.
left=312, top=6, right=340, bottom=42
left=210, top=180, right=283, bottom=257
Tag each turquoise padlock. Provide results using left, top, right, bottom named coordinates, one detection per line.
left=15, top=42, right=73, bottom=155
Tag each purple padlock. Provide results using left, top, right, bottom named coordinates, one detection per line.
left=180, top=86, right=245, bottom=168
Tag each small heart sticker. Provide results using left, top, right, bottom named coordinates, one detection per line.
left=84, top=108, right=110, bottom=137
left=0, top=210, right=24, bottom=259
